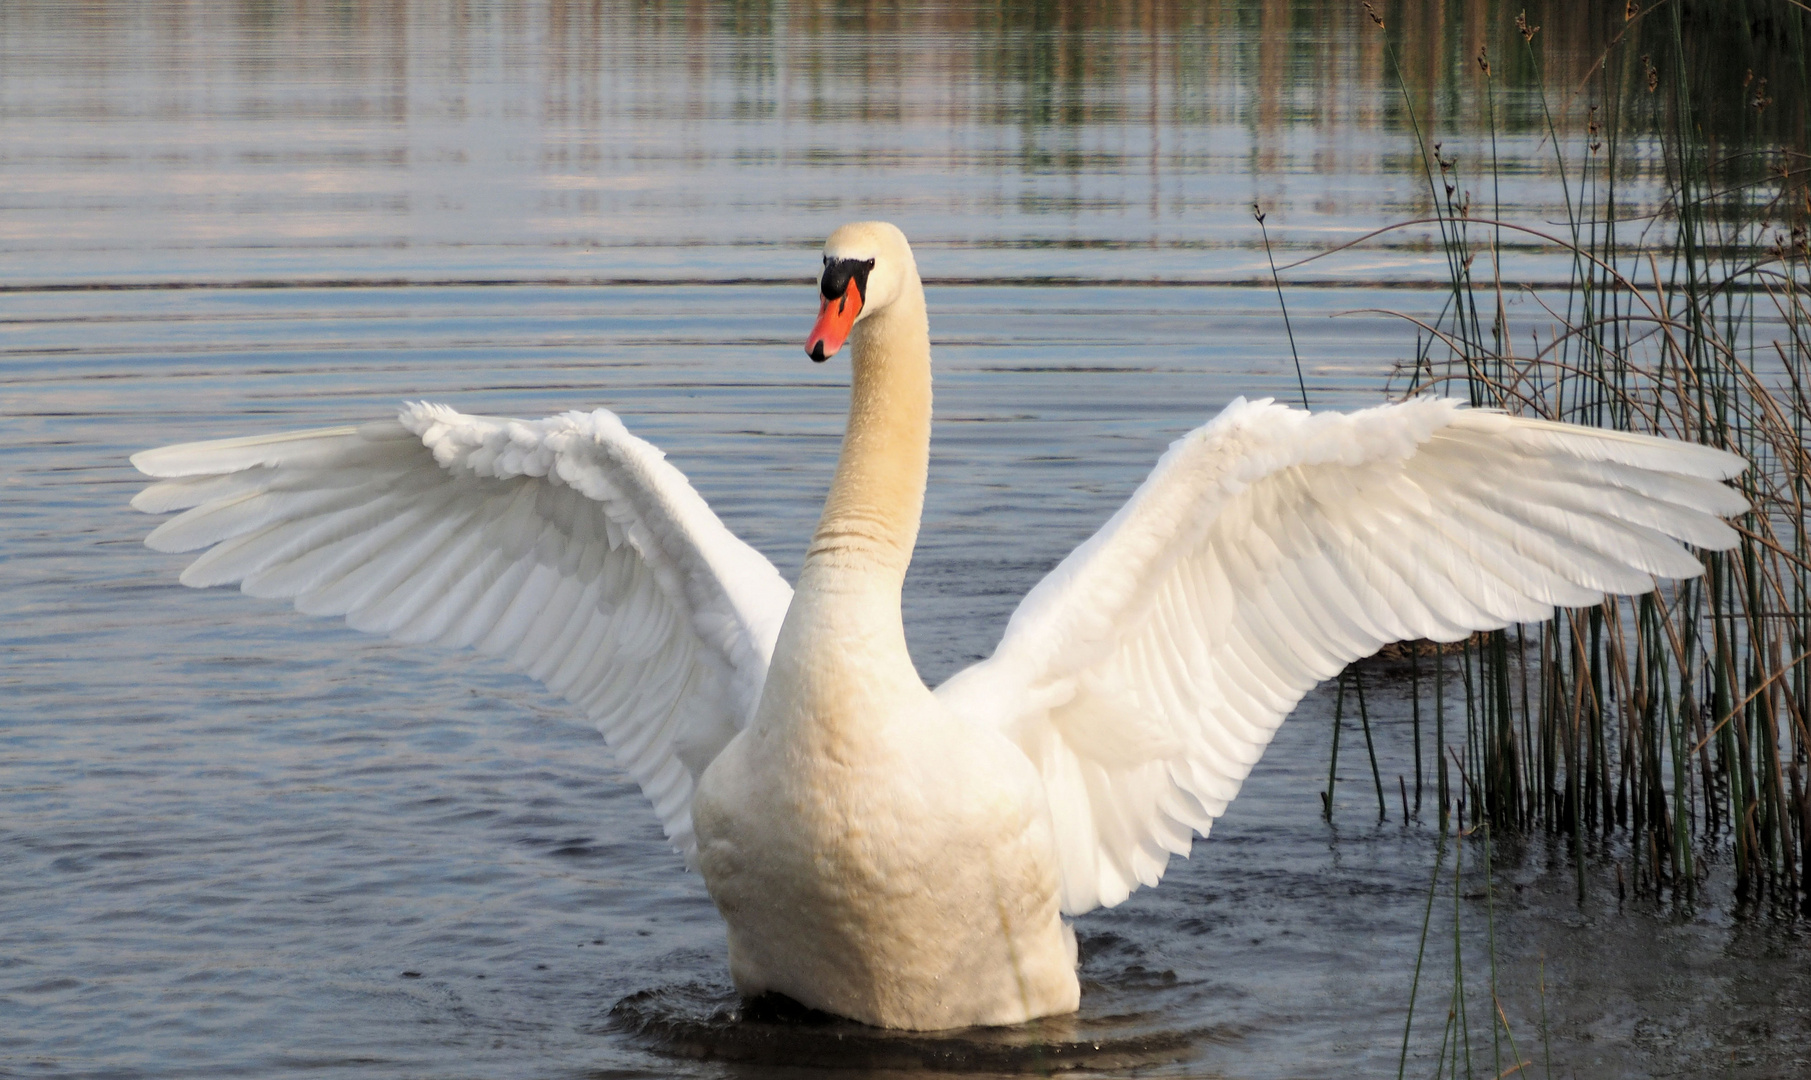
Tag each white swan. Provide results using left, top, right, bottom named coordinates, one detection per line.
left=132, top=221, right=1748, bottom=1031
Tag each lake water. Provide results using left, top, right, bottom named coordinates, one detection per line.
left=4, top=3, right=1808, bottom=1078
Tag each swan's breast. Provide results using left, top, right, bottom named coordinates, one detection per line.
left=690, top=696, right=1077, bottom=1028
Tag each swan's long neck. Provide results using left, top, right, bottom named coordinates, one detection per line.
left=801, top=281, right=931, bottom=594
left=752, top=274, right=932, bottom=742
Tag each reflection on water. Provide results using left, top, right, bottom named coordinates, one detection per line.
left=609, top=977, right=1234, bottom=1073
left=2, top=3, right=1808, bottom=1079
left=11, top=0, right=1799, bottom=286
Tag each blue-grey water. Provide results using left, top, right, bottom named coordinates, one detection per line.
left=4, top=3, right=1807, bottom=1078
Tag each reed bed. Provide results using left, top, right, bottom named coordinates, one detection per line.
left=1315, top=6, right=1811, bottom=1074
left=1328, top=0, right=1811, bottom=921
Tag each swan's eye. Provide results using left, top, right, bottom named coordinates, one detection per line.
left=820, top=257, right=876, bottom=302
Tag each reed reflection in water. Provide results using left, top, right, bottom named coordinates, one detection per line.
left=6, top=0, right=1772, bottom=287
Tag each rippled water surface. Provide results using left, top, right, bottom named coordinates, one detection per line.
left=5, top=3, right=1809, bottom=1078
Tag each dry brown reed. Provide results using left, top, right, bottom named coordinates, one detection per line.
left=1359, top=0, right=1811, bottom=919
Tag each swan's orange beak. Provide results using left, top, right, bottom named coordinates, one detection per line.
left=806, top=277, right=864, bottom=362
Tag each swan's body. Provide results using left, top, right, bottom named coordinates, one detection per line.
left=132, top=222, right=1748, bottom=1031
left=691, top=236, right=1077, bottom=1025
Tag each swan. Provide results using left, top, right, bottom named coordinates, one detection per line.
left=131, top=221, right=1748, bottom=1031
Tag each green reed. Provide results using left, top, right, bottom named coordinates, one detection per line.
left=1353, top=1, right=1810, bottom=917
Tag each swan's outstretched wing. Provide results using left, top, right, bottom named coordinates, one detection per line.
left=132, top=403, right=793, bottom=862
left=935, top=397, right=1747, bottom=914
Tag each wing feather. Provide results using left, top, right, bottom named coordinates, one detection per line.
left=133, top=403, right=793, bottom=863
left=936, top=397, right=1747, bottom=914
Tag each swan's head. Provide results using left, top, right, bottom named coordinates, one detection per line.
left=805, top=221, right=918, bottom=362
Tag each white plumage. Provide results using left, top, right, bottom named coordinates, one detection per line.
left=135, top=404, right=791, bottom=859
left=133, top=222, right=1747, bottom=1030
left=934, top=398, right=1745, bottom=913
